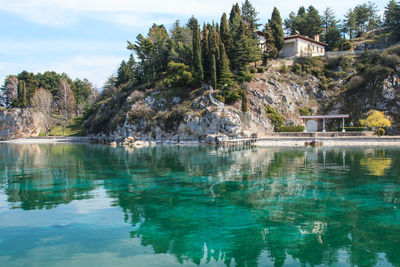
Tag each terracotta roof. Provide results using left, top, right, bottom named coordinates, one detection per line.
left=284, top=35, right=328, bottom=46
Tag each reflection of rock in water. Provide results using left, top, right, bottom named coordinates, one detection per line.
left=1, top=144, right=400, bottom=266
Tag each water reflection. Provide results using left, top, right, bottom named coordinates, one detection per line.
left=0, top=144, right=400, bottom=266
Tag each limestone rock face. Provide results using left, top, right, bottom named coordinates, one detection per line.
left=0, top=108, right=46, bottom=140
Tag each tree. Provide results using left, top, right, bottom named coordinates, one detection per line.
left=321, top=8, right=341, bottom=50
left=31, top=88, right=53, bottom=133
left=263, top=22, right=278, bottom=62
left=218, top=42, right=234, bottom=88
left=210, top=55, right=217, bottom=90
left=17, top=80, right=27, bottom=108
left=201, top=24, right=210, bottom=80
left=220, top=13, right=234, bottom=61
left=384, top=0, right=400, bottom=38
left=208, top=25, right=221, bottom=76
left=58, top=79, right=75, bottom=136
left=116, top=54, right=136, bottom=87
left=284, top=6, right=322, bottom=38
left=360, top=110, right=391, bottom=136
left=241, top=0, right=260, bottom=33
left=17, top=71, right=39, bottom=103
left=270, top=7, right=284, bottom=51
left=191, top=17, right=204, bottom=82
left=36, top=71, right=61, bottom=97
left=165, top=61, right=194, bottom=88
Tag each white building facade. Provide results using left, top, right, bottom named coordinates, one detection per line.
left=280, top=35, right=327, bottom=58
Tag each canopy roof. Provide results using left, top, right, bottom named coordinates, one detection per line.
left=299, top=114, right=349, bottom=119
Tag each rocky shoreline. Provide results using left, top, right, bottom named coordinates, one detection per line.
left=3, top=135, right=400, bottom=148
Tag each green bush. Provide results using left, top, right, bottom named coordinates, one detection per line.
left=250, top=68, right=257, bottom=74
left=165, top=61, right=194, bottom=88
left=325, top=56, right=352, bottom=71
left=299, top=107, right=312, bottom=116
left=257, top=66, right=265, bottom=73
left=279, top=63, right=288, bottom=74
left=277, top=125, right=305, bottom=132
left=235, top=67, right=253, bottom=82
left=265, top=105, right=284, bottom=128
left=291, top=63, right=302, bottom=75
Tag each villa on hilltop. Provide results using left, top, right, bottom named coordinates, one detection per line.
left=256, top=32, right=328, bottom=58
left=280, top=35, right=327, bottom=58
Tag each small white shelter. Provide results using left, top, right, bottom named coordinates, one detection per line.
left=299, top=114, right=349, bottom=133
left=280, top=35, right=327, bottom=58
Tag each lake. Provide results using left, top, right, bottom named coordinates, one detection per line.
left=0, top=144, right=399, bottom=266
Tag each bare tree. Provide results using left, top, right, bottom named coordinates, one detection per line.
left=58, top=79, right=75, bottom=136
left=31, top=88, right=54, bottom=133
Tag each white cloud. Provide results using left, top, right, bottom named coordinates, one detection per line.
left=0, top=0, right=388, bottom=27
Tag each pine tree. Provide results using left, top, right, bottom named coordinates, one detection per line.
left=192, top=18, right=204, bottom=82
left=229, top=3, right=242, bottom=38
left=201, top=24, right=210, bottom=80
left=241, top=0, right=260, bottom=33
left=263, top=22, right=278, bottom=63
left=321, top=8, right=341, bottom=50
left=218, top=42, right=234, bottom=88
left=220, top=13, right=234, bottom=60
left=210, top=55, right=217, bottom=90
left=241, top=87, right=248, bottom=112
left=385, top=0, right=400, bottom=38
left=232, top=20, right=250, bottom=70
left=270, top=7, right=284, bottom=51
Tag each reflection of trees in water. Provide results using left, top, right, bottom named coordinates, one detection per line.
left=1, top=144, right=400, bottom=266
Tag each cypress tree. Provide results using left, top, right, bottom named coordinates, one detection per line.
left=208, top=25, right=221, bottom=76
left=270, top=7, right=284, bottom=51
left=220, top=13, right=234, bottom=61
left=218, top=42, right=233, bottom=88
left=201, top=24, right=210, bottom=80
left=192, top=18, right=204, bottom=82
left=229, top=3, right=242, bottom=37
left=263, top=22, right=278, bottom=63
left=22, top=81, right=27, bottom=107
left=210, top=55, right=217, bottom=90
left=241, top=88, right=248, bottom=112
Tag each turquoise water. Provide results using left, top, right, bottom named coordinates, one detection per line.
left=0, top=144, right=400, bottom=266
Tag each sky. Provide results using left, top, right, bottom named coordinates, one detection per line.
left=0, top=0, right=389, bottom=89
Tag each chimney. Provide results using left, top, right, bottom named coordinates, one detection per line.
left=314, top=35, right=320, bottom=41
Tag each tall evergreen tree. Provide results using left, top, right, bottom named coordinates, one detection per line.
left=263, top=22, right=278, bottom=63
left=321, top=8, right=341, bottom=50
left=210, top=55, right=217, bottom=90
left=191, top=18, right=204, bottom=82
left=232, top=20, right=251, bottom=70
left=218, top=42, right=234, bottom=88
left=270, top=7, right=284, bottom=51
left=241, top=0, right=260, bottom=33
left=384, top=0, right=400, bottom=38
left=220, top=13, right=234, bottom=60
left=208, top=25, right=221, bottom=76
left=229, top=3, right=242, bottom=38
left=201, top=24, right=210, bottom=80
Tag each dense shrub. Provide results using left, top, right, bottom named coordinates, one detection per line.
left=241, top=89, right=248, bottom=112
left=277, top=125, right=305, bottom=132
left=165, top=61, right=194, bottom=88
left=257, top=66, right=265, bottom=73
left=250, top=68, right=257, bottom=74
left=265, top=105, right=284, bottom=128
left=299, top=107, right=312, bottom=116
left=376, top=128, right=385, bottom=136
left=279, top=63, right=288, bottom=74
left=325, top=56, right=352, bottom=71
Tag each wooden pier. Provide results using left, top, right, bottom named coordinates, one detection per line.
left=217, top=138, right=258, bottom=148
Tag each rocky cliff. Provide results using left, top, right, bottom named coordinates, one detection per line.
left=0, top=108, right=46, bottom=140
left=84, top=68, right=326, bottom=143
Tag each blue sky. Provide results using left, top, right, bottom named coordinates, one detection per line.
left=0, top=0, right=389, bottom=88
